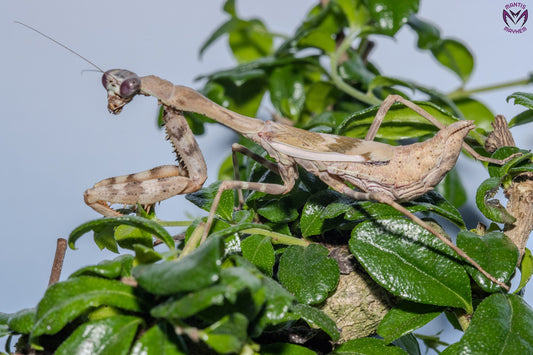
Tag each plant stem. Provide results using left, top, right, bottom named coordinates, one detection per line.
left=157, top=220, right=191, bottom=227
left=329, top=31, right=382, bottom=106
left=241, top=228, right=309, bottom=246
left=448, top=76, right=532, bottom=100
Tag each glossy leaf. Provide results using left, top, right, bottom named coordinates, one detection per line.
left=200, top=313, right=248, bottom=354
left=454, top=97, right=493, bottom=132
left=517, top=248, right=533, bottom=293
left=114, top=225, right=153, bottom=250
left=7, top=308, right=35, bottom=334
left=256, top=197, right=300, bottom=223
left=69, top=216, right=175, bottom=250
left=507, top=91, right=533, bottom=110
left=269, top=65, right=306, bottom=119
left=69, top=254, right=134, bottom=279
left=241, top=234, right=275, bottom=276
left=130, top=322, right=186, bottom=355
left=349, top=218, right=472, bottom=312
left=408, top=15, right=441, bottom=50
left=186, top=181, right=235, bottom=222
left=442, top=294, right=533, bottom=354
left=278, top=244, right=340, bottom=305
left=93, top=224, right=118, bottom=253
left=291, top=303, right=340, bottom=341
left=151, top=284, right=228, bottom=320
left=509, top=109, right=533, bottom=128
left=457, top=231, right=519, bottom=292
left=32, top=276, right=143, bottom=337
left=435, top=167, right=467, bottom=208
left=229, top=19, right=273, bottom=63
left=55, top=315, right=141, bottom=355
left=333, top=338, right=408, bottom=354
left=256, top=276, right=297, bottom=328
left=368, top=75, right=415, bottom=93
left=377, top=301, right=443, bottom=343
left=133, top=236, right=224, bottom=295
left=393, top=334, right=422, bottom=355
left=261, top=343, right=317, bottom=355
left=430, top=39, right=474, bottom=83
left=199, top=18, right=240, bottom=59
left=487, top=146, right=529, bottom=178
left=366, top=0, right=419, bottom=36
left=337, top=101, right=456, bottom=139
left=475, top=177, right=516, bottom=224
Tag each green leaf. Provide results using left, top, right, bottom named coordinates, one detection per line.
left=408, top=16, right=441, bottom=50
left=199, top=18, right=240, bottom=59
left=151, top=284, right=228, bottom=320
left=366, top=0, right=419, bottom=36
left=377, top=301, right=443, bottom=343
left=241, top=234, right=275, bottom=276
left=393, top=333, right=422, bottom=355
left=186, top=181, right=235, bottom=222
left=7, top=308, right=36, bottom=334
left=32, top=276, right=143, bottom=337
left=333, top=337, right=408, bottom=354
left=509, top=109, right=533, bottom=128
left=517, top=248, right=533, bottom=293
left=69, top=216, right=175, bottom=250
left=435, top=167, right=467, bottom=208
left=305, top=82, right=339, bottom=114
left=278, top=244, right=340, bottom=305
left=133, top=235, right=224, bottom=295
left=55, top=315, right=141, bottom=355
left=457, top=231, right=519, bottom=292
left=256, top=197, right=300, bottom=223
left=269, top=65, right=306, bottom=119
left=131, top=322, right=186, bottom=355
left=349, top=218, right=472, bottom=312
left=229, top=19, right=274, bottom=63
left=200, top=313, right=248, bottom=354
left=453, top=97, right=494, bottom=132
left=134, top=244, right=164, bottom=264
left=336, top=0, right=370, bottom=30
left=430, top=39, right=474, bottom=83
left=256, top=277, right=297, bottom=328
left=487, top=146, right=529, bottom=178
left=94, top=224, right=119, bottom=253
left=261, top=343, right=317, bottom=355
left=291, top=303, right=340, bottom=341
left=442, top=294, right=533, bottom=354
left=339, top=53, right=375, bottom=86
left=475, top=177, right=516, bottom=224
left=69, top=255, right=134, bottom=279
left=368, top=76, right=416, bottom=93
left=507, top=91, right=533, bottom=110
left=115, top=225, right=153, bottom=250
left=337, top=101, right=456, bottom=139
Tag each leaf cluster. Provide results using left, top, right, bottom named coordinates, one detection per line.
left=3, top=0, right=533, bottom=354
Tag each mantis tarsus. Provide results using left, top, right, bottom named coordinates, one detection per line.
left=19, top=22, right=513, bottom=290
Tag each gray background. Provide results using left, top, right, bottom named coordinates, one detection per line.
left=1, top=0, right=532, bottom=352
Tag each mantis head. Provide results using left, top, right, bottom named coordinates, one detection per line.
left=102, top=69, right=142, bottom=114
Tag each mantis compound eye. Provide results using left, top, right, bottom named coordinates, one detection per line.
left=119, top=77, right=141, bottom=98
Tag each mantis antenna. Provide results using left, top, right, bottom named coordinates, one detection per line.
left=15, top=21, right=105, bottom=73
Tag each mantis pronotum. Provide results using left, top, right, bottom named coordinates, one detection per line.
left=19, top=23, right=513, bottom=290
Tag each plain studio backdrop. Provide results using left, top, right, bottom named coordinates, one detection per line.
left=1, top=0, right=532, bottom=352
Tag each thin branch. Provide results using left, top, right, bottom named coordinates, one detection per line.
left=48, top=238, right=67, bottom=286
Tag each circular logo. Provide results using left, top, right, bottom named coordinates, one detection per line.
left=503, top=2, right=528, bottom=33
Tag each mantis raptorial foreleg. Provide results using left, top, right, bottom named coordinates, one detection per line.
left=84, top=108, right=207, bottom=216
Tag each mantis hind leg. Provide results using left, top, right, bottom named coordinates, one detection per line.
left=366, top=95, right=514, bottom=164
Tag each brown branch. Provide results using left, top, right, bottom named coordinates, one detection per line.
left=484, top=115, right=532, bottom=262
left=48, top=238, right=67, bottom=286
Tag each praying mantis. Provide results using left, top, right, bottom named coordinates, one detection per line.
left=85, top=68, right=513, bottom=290
left=17, top=22, right=513, bottom=290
